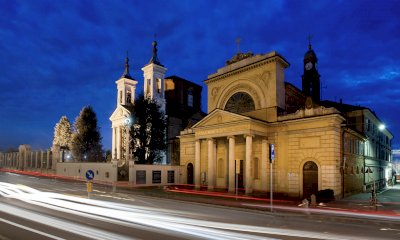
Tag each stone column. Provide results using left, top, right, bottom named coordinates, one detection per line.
left=228, top=136, right=236, bottom=192
left=51, top=150, right=57, bottom=170
left=111, top=127, right=116, bottom=159
left=125, top=128, right=130, bottom=162
left=35, top=152, right=39, bottom=168
left=245, top=134, right=253, bottom=194
left=14, top=153, right=18, bottom=168
left=47, top=150, right=51, bottom=169
left=29, top=151, right=34, bottom=169
left=207, top=138, right=215, bottom=190
left=40, top=150, right=44, bottom=169
left=261, top=138, right=268, bottom=191
left=116, top=127, right=121, bottom=160
left=195, top=139, right=201, bottom=189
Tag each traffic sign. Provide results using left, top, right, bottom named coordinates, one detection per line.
left=85, top=170, right=94, bottom=180
left=270, top=144, right=275, bottom=162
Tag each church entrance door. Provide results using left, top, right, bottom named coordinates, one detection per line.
left=303, top=161, right=318, bottom=199
left=187, top=163, right=194, bottom=186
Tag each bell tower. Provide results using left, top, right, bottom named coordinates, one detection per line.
left=302, top=37, right=321, bottom=102
left=110, top=56, right=137, bottom=161
left=116, top=56, right=138, bottom=106
left=141, top=40, right=167, bottom=112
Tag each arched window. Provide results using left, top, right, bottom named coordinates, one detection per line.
left=224, top=92, right=255, bottom=114
left=126, top=91, right=131, bottom=104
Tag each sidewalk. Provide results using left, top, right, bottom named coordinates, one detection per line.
left=324, top=184, right=400, bottom=213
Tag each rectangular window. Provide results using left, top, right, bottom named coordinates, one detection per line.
left=167, top=170, right=174, bottom=183
left=152, top=170, right=161, bottom=184
left=253, top=158, right=259, bottom=179
left=147, top=79, right=151, bottom=95
left=187, top=90, right=193, bottom=107
left=157, top=79, right=161, bottom=94
left=218, top=158, right=224, bottom=178
left=136, top=170, right=146, bottom=184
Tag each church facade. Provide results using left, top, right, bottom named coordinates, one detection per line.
left=109, top=41, right=203, bottom=168
left=179, top=44, right=393, bottom=199
left=107, top=39, right=392, bottom=196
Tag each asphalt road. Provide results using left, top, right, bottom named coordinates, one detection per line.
left=0, top=172, right=399, bottom=240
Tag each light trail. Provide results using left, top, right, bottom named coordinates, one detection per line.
left=0, top=182, right=380, bottom=240
left=241, top=203, right=400, bottom=221
left=0, top=216, right=65, bottom=240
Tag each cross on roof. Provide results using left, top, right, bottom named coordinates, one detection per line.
left=307, top=34, right=313, bottom=49
left=236, top=37, right=241, bottom=53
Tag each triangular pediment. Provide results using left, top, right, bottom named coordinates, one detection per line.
left=192, top=109, right=251, bottom=128
left=109, top=105, right=132, bottom=122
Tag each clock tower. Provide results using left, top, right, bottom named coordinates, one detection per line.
left=302, top=40, right=321, bottom=103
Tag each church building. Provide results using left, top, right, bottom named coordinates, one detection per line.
left=179, top=42, right=393, bottom=199
left=109, top=41, right=204, bottom=168
left=108, top=39, right=392, bottom=197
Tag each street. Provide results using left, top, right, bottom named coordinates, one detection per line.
left=0, top=172, right=399, bottom=240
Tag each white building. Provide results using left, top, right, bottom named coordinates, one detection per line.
left=109, top=41, right=166, bottom=165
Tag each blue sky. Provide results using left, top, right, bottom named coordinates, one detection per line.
left=0, top=0, right=399, bottom=151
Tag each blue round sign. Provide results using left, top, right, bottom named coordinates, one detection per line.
left=86, top=170, right=94, bottom=180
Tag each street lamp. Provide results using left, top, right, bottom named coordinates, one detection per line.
left=378, top=124, right=385, bottom=131
left=124, top=117, right=133, bottom=163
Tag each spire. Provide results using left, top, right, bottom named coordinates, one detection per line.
left=121, top=52, right=133, bottom=79
left=304, top=35, right=317, bottom=62
left=307, top=34, right=312, bottom=50
left=148, top=38, right=163, bottom=66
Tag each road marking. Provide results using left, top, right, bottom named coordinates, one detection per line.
left=380, top=228, right=400, bottom=232
left=0, top=217, right=65, bottom=240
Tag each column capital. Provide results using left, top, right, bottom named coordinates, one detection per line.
left=227, top=135, right=235, bottom=140
left=244, top=134, right=254, bottom=139
left=207, top=138, right=216, bottom=143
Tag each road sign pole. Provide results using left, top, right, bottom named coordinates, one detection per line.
left=86, top=181, right=93, bottom=199
left=270, top=161, right=273, bottom=212
left=269, top=144, right=274, bottom=212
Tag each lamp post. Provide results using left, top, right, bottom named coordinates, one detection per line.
left=124, top=117, right=133, bottom=165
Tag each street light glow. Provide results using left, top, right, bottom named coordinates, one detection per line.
left=378, top=124, right=386, bottom=131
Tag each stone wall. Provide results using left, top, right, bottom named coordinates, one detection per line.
left=1, top=144, right=183, bottom=186
left=56, top=162, right=118, bottom=182
left=0, top=145, right=54, bottom=173
left=128, top=161, right=181, bottom=186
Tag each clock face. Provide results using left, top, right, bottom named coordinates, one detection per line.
left=305, top=62, right=313, bottom=70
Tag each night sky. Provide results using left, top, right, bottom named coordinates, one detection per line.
left=1, top=0, right=399, bottom=151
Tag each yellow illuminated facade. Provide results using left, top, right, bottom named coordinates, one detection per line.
left=179, top=49, right=350, bottom=199
left=179, top=46, right=393, bottom=199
